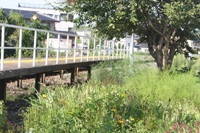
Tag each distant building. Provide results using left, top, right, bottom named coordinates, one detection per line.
left=3, top=8, right=77, bottom=51
left=18, top=3, right=74, bottom=32
left=3, top=8, right=59, bottom=31
left=187, top=39, right=200, bottom=50
left=138, top=43, right=148, bottom=52
left=76, top=31, right=92, bottom=47
left=50, top=31, right=77, bottom=51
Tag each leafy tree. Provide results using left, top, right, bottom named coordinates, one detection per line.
left=19, top=17, right=50, bottom=57
left=0, top=8, right=50, bottom=58
left=54, top=0, right=200, bottom=71
left=0, top=8, right=25, bottom=57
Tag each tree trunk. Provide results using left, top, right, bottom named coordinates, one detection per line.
left=167, top=45, right=176, bottom=69
left=163, top=40, right=170, bottom=69
left=155, top=50, right=163, bottom=72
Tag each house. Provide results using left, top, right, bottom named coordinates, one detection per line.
left=76, top=30, right=92, bottom=47
left=50, top=31, right=77, bottom=52
left=187, top=39, right=200, bottom=50
left=3, top=8, right=59, bottom=31
left=18, top=3, right=74, bottom=32
left=125, top=34, right=140, bottom=48
left=134, top=45, right=140, bottom=52
left=105, top=34, right=140, bottom=50
left=3, top=8, right=77, bottom=51
left=138, top=43, right=148, bottom=52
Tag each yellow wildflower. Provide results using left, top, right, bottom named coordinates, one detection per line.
left=174, top=21, right=177, bottom=23
left=118, top=120, right=123, bottom=123
left=121, top=94, right=125, bottom=97
left=112, top=109, right=117, bottom=112
left=114, top=114, right=119, bottom=117
left=42, top=94, right=47, bottom=98
left=131, top=118, right=135, bottom=121
left=117, top=124, right=119, bottom=127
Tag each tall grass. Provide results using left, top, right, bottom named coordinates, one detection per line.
left=18, top=55, right=200, bottom=132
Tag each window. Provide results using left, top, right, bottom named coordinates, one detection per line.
left=60, top=14, right=67, bottom=21
left=47, top=14, right=53, bottom=17
left=68, top=27, right=73, bottom=31
left=54, top=15, right=60, bottom=20
left=41, top=23, right=50, bottom=28
left=68, top=14, right=74, bottom=21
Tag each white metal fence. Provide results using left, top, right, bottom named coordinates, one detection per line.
left=0, top=23, right=129, bottom=70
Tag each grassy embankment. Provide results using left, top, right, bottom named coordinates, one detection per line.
left=1, top=54, right=200, bottom=132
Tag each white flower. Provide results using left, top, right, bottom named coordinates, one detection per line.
left=25, top=128, right=34, bottom=133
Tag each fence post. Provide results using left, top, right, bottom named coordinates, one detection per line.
left=18, top=29, right=22, bottom=68
left=66, top=35, right=69, bottom=63
left=126, top=44, right=128, bottom=58
left=116, top=43, right=118, bottom=59
left=120, top=43, right=122, bottom=59
left=45, top=32, right=49, bottom=65
left=42, top=73, right=46, bottom=83
left=0, top=79, right=6, bottom=100
left=35, top=73, right=43, bottom=92
left=87, top=38, right=89, bottom=61
left=70, top=68, right=77, bottom=84
left=74, top=36, right=77, bottom=62
left=87, top=66, right=91, bottom=80
left=123, top=44, right=125, bottom=58
left=108, top=42, right=110, bottom=59
left=60, top=70, right=64, bottom=79
left=93, top=38, right=95, bottom=61
left=81, top=37, right=83, bottom=62
left=17, top=76, right=22, bottom=88
left=103, top=40, right=106, bottom=60
left=56, top=34, right=60, bottom=64
left=130, top=34, right=134, bottom=62
left=98, top=39, right=101, bottom=60
left=1, top=26, right=5, bottom=70
left=33, top=31, right=37, bottom=66
left=112, top=40, right=114, bottom=59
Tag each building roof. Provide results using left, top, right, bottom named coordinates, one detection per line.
left=125, top=35, right=140, bottom=43
left=134, top=45, right=140, bottom=49
left=3, top=8, right=59, bottom=22
left=139, top=43, right=148, bottom=48
left=51, top=30, right=77, bottom=38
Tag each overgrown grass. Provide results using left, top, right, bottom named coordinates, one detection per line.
left=1, top=55, right=200, bottom=132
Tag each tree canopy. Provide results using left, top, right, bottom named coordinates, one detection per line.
left=54, top=0, right=200, bottom=71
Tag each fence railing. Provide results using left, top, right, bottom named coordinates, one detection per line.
left=0, top=23, right=129, bottom=71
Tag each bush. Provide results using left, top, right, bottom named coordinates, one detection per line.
left=21, top=55, right=200, bottom=132
left=0, top=100, right=22, bottom=132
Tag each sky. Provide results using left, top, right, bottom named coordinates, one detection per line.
left=0, top=0, right=55, bottom=9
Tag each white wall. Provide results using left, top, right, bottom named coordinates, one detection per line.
left=140, top=48, right=148, bottom=52
left=187, top=40, right=193, bottom=47
left=18, top=7, right=74, bottom=31
left=49, top=38, right=72, bottom=52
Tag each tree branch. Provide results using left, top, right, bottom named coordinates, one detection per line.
left=141, top=8, right=168, bottom=41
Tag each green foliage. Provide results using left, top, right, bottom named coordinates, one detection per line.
left=0, top=8, right=25, bottom=58
left=52, top=0, right=200, bottom=70
left=20, top=57, right=200, bottom=132
left=0, top=9, right=51, bottom=58
left=0, top=101, right=22, bottom=132
left=16, top=17, right=50, bottom=58
left=77, top=37, right=82, bottom=44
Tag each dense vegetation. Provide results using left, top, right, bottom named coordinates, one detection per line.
left=1, top=55, right=200, bottom=132
left=0, top=8, right=50, bottom=58
left=54, top=0, right=200, bottom=71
